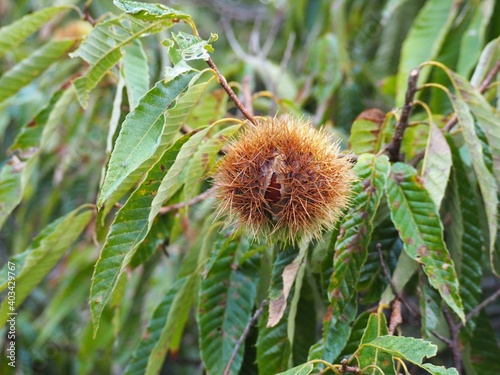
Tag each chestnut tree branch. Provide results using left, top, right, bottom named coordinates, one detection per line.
left=385, top=68, right=420, bottom=162
left=207, top=57, right=257, bottom=126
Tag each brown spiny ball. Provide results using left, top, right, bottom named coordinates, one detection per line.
left=213, top=115, right=354, bottom=243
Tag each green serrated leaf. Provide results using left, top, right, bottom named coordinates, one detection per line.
left=0, top=205, right=93, bottom=327
left=358, top=313, right=395, bottom=375
left=71, top=12, right=182, bottom=108
left=90, top=134, right=193, bottom=334
left=100, top=72, right=215, bottom=218
left=396, top=0, right=457, bottom=106
left=113, top=0, right=189, bottom=22
left=462, top=310, right=500, bottom=375
left=445, top=87, right=498, bottom=275
left=276, top=363, right=314, bottom=375
left=99, top=71, right=197, bottom=207
left=122, top=40, right=150, bottom=109
left=447, top=136, right=483, bottom=330
left=198, top=235, right=260, bottom=375
left=386, top=162, right=464, bottom=322
left=365, top=335, right=436, bottom=364
left=148, top=124, right=213, bottom=222
left=348, top=109, right=387, bottom=155
left=0, top=39, right=74, bottom=104
left=257, top=295, right=292, bottom=375
left=328, top=154, right=389, bottom=323
left=183, top=124, right=241, bottom=200
left=0, top=6, right=71, bottom=58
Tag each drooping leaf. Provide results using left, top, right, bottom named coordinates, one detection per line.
left=198, top=236, right=260, bottom=375
left=380, top=250, right=418, bottom=306
left=421, top=122, right=452, bottom=209
left=328, top=154, right=389, bottom=323
left=357, top=313, right=395, bottom=375
left=445, top=87, right=498, bottom=275
left=396, top=0, right=457, bottom=105
left=0, top=205, right=93, bottom=327
left=90, top=134, right=193, bottom=334
left=267, top=242, right=307, bottom=328
left=122, top=40, right=150, bottom=109
left=0, top=39, right=75, bottom=103
left=348, top=109, right=387, bottom=155
left=98, top=71, right=197, bottom=207
left=447, top=136, right=483, bottom=329
left=100, top=72, right=215, bottom=218
left=364, top=336, right=459, bottom=375
left=0, top=6, right=71, bottom=58
left=0, top=87, right=76, bottom=229
left=386, top=162, right=464, bottom=321
left=148, top=124, right=214, bottom=223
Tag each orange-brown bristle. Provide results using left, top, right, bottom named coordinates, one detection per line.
left=213, top=115, right=354, bottom=243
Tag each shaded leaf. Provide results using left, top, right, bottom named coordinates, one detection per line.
left=198, top=236, right=260, bottom=375
left=447, top=136, right=483, bottom=329
left=0, top=39, right=75, bottom=103
left=396, top=0, right=456, bottom=105
left=456, top=0, right=495, bottom=77
left=0, top=6, right=71, bottom=58
left=445, top=87, right=498, bottom=275
left=386, top=163, right=464, bottom=321
left=328, top=154, right=389, bottom=323
left=0, top=206, right=93, bottom=327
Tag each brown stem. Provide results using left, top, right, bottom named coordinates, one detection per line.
left=458, top=287, right=500, bottom=329
left=158, top=187, right=216, bottom=215
left=207, top=57, right=257, bottom=126
left=443, top=307, right=462, bottom=374
left=223, top=300, right=267, bottom=375
left=385, top=69, right=420, bottom=162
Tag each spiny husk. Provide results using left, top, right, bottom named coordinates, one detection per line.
left=213, top=115, right=354, bottom=243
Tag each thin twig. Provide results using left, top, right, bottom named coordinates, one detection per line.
left=431, top=330, right=451, bottom=346
left=158, top=187, right=216, bottom=215
left=386, top=69, right=420, bottom=162
left=442, top=307, right=462, bottom=374
left=443, top=58, right=500, bottom=132
left=207, top=57, right=257, bottom=126
left=409, top=150, right=425, bottom=167
left=459, top=287, right=500, bottom=328
left=223, top=300, right=267, bottom=375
